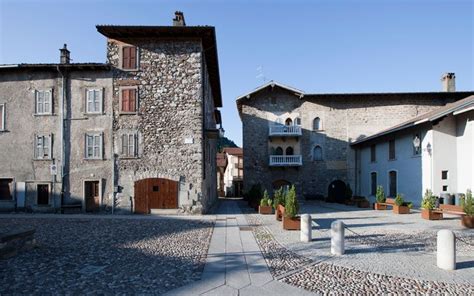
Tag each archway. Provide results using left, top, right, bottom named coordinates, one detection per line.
left=285, top=118, right=292, bottom=126
left=272, top=179, right=291, bottom=192
left=285, top=146, right=294, bottom=155
left=327, top=180, right=346, bottom=203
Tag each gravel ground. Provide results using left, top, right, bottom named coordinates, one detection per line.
left=0, top=216, right=213, bottom=295
left=240, top=202, right=474, bottom=294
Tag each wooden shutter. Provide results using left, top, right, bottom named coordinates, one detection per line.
left=121, top=134, right=127, bottom=155
left=122, top=89, right=129, bottom=112
left=129, top=47, right=136, bottom=69
left=129, top=89, right=136, bottom=112
left=122, top=47, right=130, bottom=69
left=0, top=105, right=3, bottom=130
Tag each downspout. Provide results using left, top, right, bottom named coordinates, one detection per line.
left=57, top=65, right=66, bottom=208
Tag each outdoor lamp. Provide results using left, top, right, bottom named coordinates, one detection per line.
left=426, top=142, right=432, bottom=156
left=413, top=135, right=421, bottom=150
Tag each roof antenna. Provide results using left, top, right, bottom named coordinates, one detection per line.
left=256, top=65, right=267, bottom=83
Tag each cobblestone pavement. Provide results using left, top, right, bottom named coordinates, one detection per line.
left=0, top=215, right=213, bottom=295
left=240, top=201, right=474, bottom=294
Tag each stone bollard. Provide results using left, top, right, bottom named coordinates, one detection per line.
left=437, top=229, right=456, bottom=270
left=300, top=214, right=312, bottom=242
left=331, top=221, right=345, bottom=255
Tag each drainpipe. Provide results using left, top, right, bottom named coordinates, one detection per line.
left=57, top=65, right=66, bottom=207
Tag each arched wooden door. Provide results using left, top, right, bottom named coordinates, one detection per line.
left=134, top=178, right=178, bottom=214
left=328, top=180, right=346, bottom=203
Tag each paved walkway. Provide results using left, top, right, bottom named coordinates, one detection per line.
left=165, top=200, right=314, bottom=296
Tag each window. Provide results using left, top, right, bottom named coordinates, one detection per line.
left=442, top=170, right=448, bottom=180
left=121, top=133, right=137, bottom=158
left=370, top=172, right=377, bottom=196
left=370, top=144, right=376, bottom=162
left=35, top=90, right=52, bottom=115
left=122, top=46, right=138, bottom=69
left=86, top=89, right=103, bottom=114
left=0, top=104, right=5, bottom=131
left=285, top=118, right=292, bottom=126
left=35, top=135, right=52, bottom=159
left=313, top=117, right=321, bottom=131
left=389, top=139, right=396, bottom=160
left=37, top=184, right=49, bottom=205
left=0, top=179, right=13, bottom=200
left=285, top=146, right=294, bottom=155
left=85, top=133, right=103, bottom=159
left=442, top=185, right=448, bottom=192
left=275, top=147, right=283, bottom=155
left=413, top=134, right=421, bottom=155
left=120, top=88, right=137, bottom=113
left=389, top=171, right=397, bottom=197
left=295, top=117, right=301, bottom=126
left=313, top=146, right=323, bottom=161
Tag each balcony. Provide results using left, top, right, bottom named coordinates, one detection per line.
left=269, top=155, right=302, bottom=167
left=269, top=125, right=302, bottom=137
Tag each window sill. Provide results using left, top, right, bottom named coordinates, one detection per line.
left=388, top=158, right=397, bottom=162
left=84, top=112, right=105, bottom=116
left=120, top=67, right=140, bottom=72
left=84, top=158, right=105, bottom=161
left=33, top=113, right=55, bottom=117
left=33, top=158, right=53, bottom=161
left=119, top=156, right=139, bottom=160
left=119, top=112, right=139, bottom=115
left=36, top=204, right=51, bottom=207
left=0, top=129, right=8, bottom=133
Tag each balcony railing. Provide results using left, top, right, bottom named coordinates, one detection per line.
left=269, top=155, right=302, bottom=166
left=269, top=125, right=302, bottom=137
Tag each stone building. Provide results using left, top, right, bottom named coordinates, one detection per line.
left=0, top=12, right=222, bottom=214
left=237, top=76, right=474, bottom=201
left=222, top=147, right=244, bottom=197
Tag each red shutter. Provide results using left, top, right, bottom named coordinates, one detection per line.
left=122, top=47, right=130, bottom=69
left=129, top=47, right=136, bottom=69
left=129, top=89, right=136, bottom=112
left=122, top=89, right=129, bottom=112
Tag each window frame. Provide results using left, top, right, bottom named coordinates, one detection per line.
left=120, top=132, right=138, bottom=158
left=85, top=88, right=104, bottom=114
left=313, top=117, right=321, bottom=131
left=34, top=134, right=53, bottom=160
left=119, top=86, right=139, bottom=114
left=35, top=89, right=53, bottom=115
left=313, top=145, right=323, bottom=161
left=388, top=170, right=398, bottom=197
left=388, top=139, right=396, bottom=160
left=370, top=144, right=376, bottom=162
left=85, top=133, right=104, bottom=160
left=370, top=172, right=377, bottom=196
left=36, top=183, right=50, bottom=206
left=0, top=103, right=5, bottom=131
left=441, top=170, right=449, bottom=180
left=120, top=45, right=139, bottom=71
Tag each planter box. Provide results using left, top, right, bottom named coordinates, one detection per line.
left=259, top=205, right=273, bottom=215
left=283, top=216, right=301, bottom=230
left=276, top=205, right=285, bottom=221
left=393, top=205, right=410, bottom=214
left=421, top=209, right=443, bottom=220
left=461, top=216, right=474, bottom=228
left=374, top=203, right=387, bottom=210
left=356, top=200, right=370, bottom=208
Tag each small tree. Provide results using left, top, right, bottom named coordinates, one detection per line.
left=260, top=190, right=270, bottom=206
left=463, top=189, right=473, bottom=217
left=285, top=185, right=299, bottom=218
left=376, top=186, right=385, bottom=203
left=421, top=189, right=436, bottom=210
left=395, top=193, right=404, bottom=206
left=273, top=188, right=284, bottom=210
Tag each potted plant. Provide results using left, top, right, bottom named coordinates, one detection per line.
left=421, top=189, right=443, bottom=220
left=374, top=186, right=387, bottom=210
left=461, top=189, right=474, bottom=228
left=393, top=194, right=410, bottom=214
left=283, top=185, right=300, bottom=230
left=258, top=190, right=273, bottom=215
left=273, top=188, right=285, bottom=221
left=354, top=196, right=370, bottom=208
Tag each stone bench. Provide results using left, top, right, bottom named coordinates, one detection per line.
left=0, top=229, right=36, bottom=259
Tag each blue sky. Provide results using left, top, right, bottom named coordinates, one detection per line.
left=1, top=0, right=472, bottom=146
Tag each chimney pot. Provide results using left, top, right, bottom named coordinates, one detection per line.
left=173, top=11, right=186, bottom=26
left=59, top=44, right=70, bottom=64
left=441, top=72, right=455, bottom=92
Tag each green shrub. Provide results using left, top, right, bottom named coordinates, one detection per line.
left=421, top=189, right=437, bottom=210
left=260, top=190, right=270, bottom=207
left=407, top=202, right=413, bottom=209
left=273, top=188, right=285, bottom=210
left=463, top=189, right=473, bottom=217
left=395, top=194, right=404, bottom=206
left=285, top=185, right=299, bottom=218
left=376, top=186, right=385, bottom=203
left=460, top=193, right=466, bottom=208
left=267, top=198, right=273, bottom=207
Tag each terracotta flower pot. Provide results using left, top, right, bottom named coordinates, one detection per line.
left=258, top=205, right=273, bottom=215
left=421, top=208, right=443, bottom=220
left=374, top=203, right=387, bottom=210
left=393, top=205, right=410, bottom=214
left=283, top=216, right=301, bottom=230
left=276, top=205, right=285, bottom=221
left=461, top=216, right=474, bottom=228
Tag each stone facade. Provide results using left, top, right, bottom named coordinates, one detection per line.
left=238, top=82, right=474, bottom=199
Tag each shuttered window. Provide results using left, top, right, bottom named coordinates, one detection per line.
left=35, top=90, right=52, bottom=114
left=121, top=133, right=137, bottom=157
left=85, top=133, right=103, bottom=159
left=370, top=172, right=377, bottom=196
left=35, top=134, right=52, bottom=159
left=121, top=89, right=137, bottom=112
left=370, top=144, right=376, bottom=162
left=122, top=46, right=137, bottom=69
left=0, top=104, right=4, bottom=131
left=389, top=171, right=397, bottom=197
left=389, top=140, right=396, bottom=160
left=86, top=89, right=103, bottom=114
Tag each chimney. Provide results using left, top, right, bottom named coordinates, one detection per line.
left=441, top=72, right=455, bottom=92
left=173, top=11, right=186, bottom=26
left=59, top=44, right=70, bottom=64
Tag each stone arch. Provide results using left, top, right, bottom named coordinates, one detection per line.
left=275, top=147, right=283, bottom=155
left=285, top=118, right=293, bottom=126
left=327, top=180, right=346, bottom=203
left=313, top=117, right=321, bottom=131
left=313, top=145, right=322, bottom=161
left=272, top=179, right=291, bottom=191
left=285, top=146, right=294, bottom=155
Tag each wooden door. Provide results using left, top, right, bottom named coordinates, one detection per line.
left=85, top=181, right=100, bottom=212
left=134, top=178, right=178, bottom=213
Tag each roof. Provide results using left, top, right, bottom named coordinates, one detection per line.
left=223, top=147, right=243, bottom=156
left=351, top=95, right=474, bottom=146
left=0, top=63, right=111, bottom=71
left=216, top=153, right=227, bottom=168
left=236, top=80, right=474, bottom=116
left=96, top=25, right=222, bottom=108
